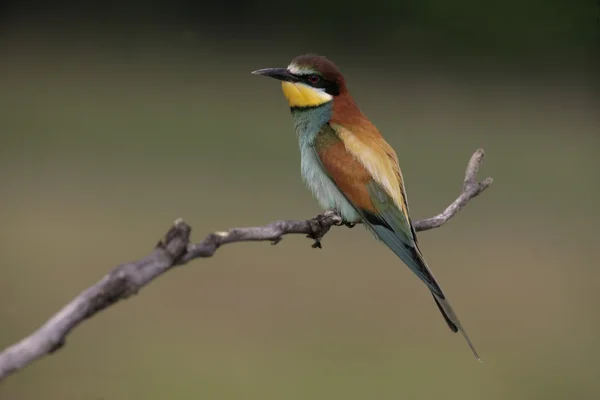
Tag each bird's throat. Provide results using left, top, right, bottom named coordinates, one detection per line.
left=281, top=82, right=333, bottom=108
left=290, top=102, right=332, bottom=146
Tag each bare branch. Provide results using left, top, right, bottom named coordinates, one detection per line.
left=0, top=149, right=492, bottom=383
left=413, top=148, right=493, bottom=231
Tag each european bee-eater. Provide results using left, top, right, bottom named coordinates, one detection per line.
left=252, top=54, right=479, bottom=360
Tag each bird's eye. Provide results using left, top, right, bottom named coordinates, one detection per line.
left=307, top=74, right=321, bottom=84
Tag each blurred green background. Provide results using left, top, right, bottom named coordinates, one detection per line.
left=1, top=1, right=599, bottom=399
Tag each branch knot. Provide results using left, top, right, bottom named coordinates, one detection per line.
left=157, top=218, right=192, bottom=263
left=306, top=210, right=343, bottom=248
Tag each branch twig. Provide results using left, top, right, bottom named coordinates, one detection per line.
left=0, top=149, right=492, bottom=383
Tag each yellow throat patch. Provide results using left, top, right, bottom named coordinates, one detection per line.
left=281, top=82, right=333, bottom=108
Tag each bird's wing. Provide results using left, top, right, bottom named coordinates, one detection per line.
left=316, top=123, right=444, bottom=297
left=314, top=123, right=481, bottom=360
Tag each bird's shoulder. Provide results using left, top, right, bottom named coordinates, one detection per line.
left=326, top=123, right=409, bottom=216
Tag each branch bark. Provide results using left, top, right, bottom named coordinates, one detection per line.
left=0, top=148, right=492, bottom=383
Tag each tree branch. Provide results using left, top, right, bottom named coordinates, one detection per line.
left=0, top=148, right=492, bottom=383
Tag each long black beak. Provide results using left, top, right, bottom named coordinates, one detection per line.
left=251, top=68, right=299, bottom=82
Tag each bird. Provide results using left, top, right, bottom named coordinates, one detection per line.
left=252, top=54, right=480, bottom=361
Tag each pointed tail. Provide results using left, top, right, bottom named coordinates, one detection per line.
left=431, top=291, right=482, bottom=362
left=362, top=221, right=481, bottom=361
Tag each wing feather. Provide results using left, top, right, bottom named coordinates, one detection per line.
left=316, top=123, right=443, bottom=296
left=332, top=124, right=410, bottom=219
left=313, top=123, right=480, bottom=360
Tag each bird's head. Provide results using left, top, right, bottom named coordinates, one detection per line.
left=252, top=54, right=346, bottom=109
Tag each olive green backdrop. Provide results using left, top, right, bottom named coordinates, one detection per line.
left=1, top=2, right=599, bottom=399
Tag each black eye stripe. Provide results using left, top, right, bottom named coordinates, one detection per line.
left=302, top=74, right=324, bottom=86
left=299, top=73, right=340, bottom=96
